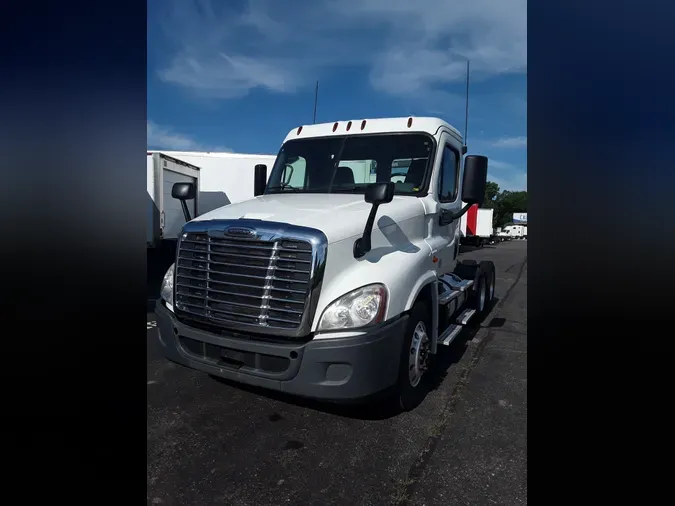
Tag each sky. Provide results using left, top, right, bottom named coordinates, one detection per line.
left=147, top=0, right=527, bottom=191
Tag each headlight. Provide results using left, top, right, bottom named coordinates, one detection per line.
left=317, top=284, right=387, bottom=332
left=160, top=263, right=174, bottom=312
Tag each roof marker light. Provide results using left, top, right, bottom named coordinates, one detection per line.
left=332, top=122, right=338, bottom=132
left=297, top=126, right=303, bottom=135
left=407, top=117, right=413, bottom=128
left=346, top=121, right=352, bottom=131
left=361, top=120, right=366, bottom=130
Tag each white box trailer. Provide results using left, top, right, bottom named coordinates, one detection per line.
left=503, top=224, right=527, bottom=239
left=147, top=152, right=200, bottom=248
left=459, top=204, right=494, bottom=247
left=160, top=151, right=276, bottom=214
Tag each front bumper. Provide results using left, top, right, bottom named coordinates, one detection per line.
left=155, top=301, right=408, bottom=401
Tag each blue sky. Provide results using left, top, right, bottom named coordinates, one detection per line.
left=147, top=0, right=527, bottom=191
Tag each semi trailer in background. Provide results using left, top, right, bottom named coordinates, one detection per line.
left=160, top=151, right=276, bottom=215
left=502, top=224, right=527, bottom=239
left=460, top=204, right=494, bottom=247
left=147, top=152, right=201, bottom=249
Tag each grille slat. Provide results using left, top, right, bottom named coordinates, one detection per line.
left=182, top=238, right=298, bottom=252
left=178, top=302, right=260, bottom=322
left=177, top=265, right=309, bottom=292
left=176, top=282, right=305, bottom=305
left=181, top=247, right=311, bottom=263
left=175, top=231, right=314, bottom=331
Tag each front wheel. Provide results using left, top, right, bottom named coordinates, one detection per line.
left=393, top=301, right=432, bottom=411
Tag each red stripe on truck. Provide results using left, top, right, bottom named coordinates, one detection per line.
left=466, top=204, right=478, bottom=236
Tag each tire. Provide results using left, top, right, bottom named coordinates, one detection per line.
left=393, top=301, right=432, bottom=411
left=454, top=259, right=486, bottom=317
left=469, top=272, right=487, bottom=315
left=453, top=259, right=478, bottom=285
left=480, top=260, right=496, bottom=305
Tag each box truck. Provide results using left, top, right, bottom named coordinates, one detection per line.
left=160, top=151, right=275, bottom=215
left=155, top=117, right=496, bottom=411
left=459, top=205, right=494, bottom=247
left=147, top=152, right=200, bottom=248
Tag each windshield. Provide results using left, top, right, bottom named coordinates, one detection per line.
left=265, top=133, right=435, bottom=195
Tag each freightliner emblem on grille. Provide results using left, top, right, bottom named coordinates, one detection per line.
left=224, top=226, right=257, bottom=238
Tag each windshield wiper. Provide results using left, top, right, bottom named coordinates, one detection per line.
left=331, top=185, right=361, bottom=193
left=266, top=183, right=303, bottom=192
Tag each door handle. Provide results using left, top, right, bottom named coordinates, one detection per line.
left=439, top=209, right=455, bottom=226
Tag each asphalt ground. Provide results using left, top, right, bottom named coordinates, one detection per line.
left=147, top=240, right=527, bottom=505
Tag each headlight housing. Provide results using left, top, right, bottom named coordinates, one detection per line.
left=160, top=263, right=175, bottom=312
left=317, top=284, right=387, bottom=332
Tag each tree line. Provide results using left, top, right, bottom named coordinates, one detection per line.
left=482, top=181, right=527, bottom=228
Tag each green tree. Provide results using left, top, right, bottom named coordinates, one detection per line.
left=494, top=190, right=527, bottom=228
left=483, top=181, right=500, bottom=209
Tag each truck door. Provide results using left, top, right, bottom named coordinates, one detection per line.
left=434, top=132, right=463, bottom=274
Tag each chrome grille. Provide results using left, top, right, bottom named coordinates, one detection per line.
left=175, top=232, right=314, bottom=331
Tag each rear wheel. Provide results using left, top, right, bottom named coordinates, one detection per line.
left=471, top=274, right=487, bottom=313
left=394, top=301, right=432, bottom=411
left=455, top=260, right=494, bottom=319
left=480, top=261, right=496, bottom=305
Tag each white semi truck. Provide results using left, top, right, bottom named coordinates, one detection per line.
left=503, top=224, right=527, bottom=239
left=155, top=117, right=495, bottom=411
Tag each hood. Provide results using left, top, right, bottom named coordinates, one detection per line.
left=192, top=193, right=426, bottom=243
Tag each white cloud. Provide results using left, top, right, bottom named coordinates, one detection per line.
left=147, top=121, right=232, bottom=152
left=154, top=0, right=527, bottom=99
left=159, top=54, right=303, bottom=99
left=488, top=159, right=516, bottom=170
left=484, top=157, right=526, bottom=191
left=489, top=170, right=527, bottom=192
left=492, top=136, right=527, bottom=148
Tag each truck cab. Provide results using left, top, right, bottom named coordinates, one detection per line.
left=156, top=117, right=495, bottom=411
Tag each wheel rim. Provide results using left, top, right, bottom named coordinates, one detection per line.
left=489, top=271, right=495, bottom=300
left=408, top=321, right=430, bottom=388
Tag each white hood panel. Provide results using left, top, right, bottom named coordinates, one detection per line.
left=192, top=193, right=426, bottom=243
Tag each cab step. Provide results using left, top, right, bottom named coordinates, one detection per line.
left=437, top=309, right=478, bottom=346
left=437, top=276, right=473, bottom=305
left=456, top=308, right=476, bottom=325
left=438, top=324, right=463, bottom=346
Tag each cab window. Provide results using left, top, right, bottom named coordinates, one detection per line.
left=438, top=144, right=459, bottom=203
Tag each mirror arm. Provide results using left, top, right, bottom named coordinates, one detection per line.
left=439, top=202, right=474, bottom=225
left=353, top=203, right=380, bottom=258
left=180, top=200, right=192, bottom=222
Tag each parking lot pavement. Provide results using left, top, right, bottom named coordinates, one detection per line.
left=147, top=241, right=527, bottom=506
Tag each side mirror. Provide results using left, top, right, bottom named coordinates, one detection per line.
left=172, top=182, right=196, bottom=201
left=171, top=182, right=196, bottom=222
left=461, top=155, right=488, bottom=206
left=365, top=181, right=395, bottom=205
left=254, top=164, right=267, bottom=196
left=354, top=182, right=395, bottom=258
